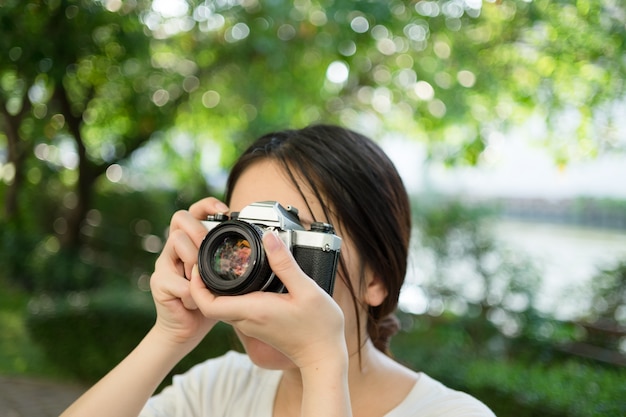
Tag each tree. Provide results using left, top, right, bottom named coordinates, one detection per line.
left=1, top=0, right=624, bottom=288
left=0, top=0, right=188, bottom=249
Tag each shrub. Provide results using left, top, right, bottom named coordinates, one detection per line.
left=1, top=189, right=185, bottom=294
left=26, top=288, right=241, bottom=385
left=391, top=313, right=626, bottom=417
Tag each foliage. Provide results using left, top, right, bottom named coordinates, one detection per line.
left=409, top=194, right=626, bottom=355
left=0, top=187, right=183, bottom=293
left=22, top=286, right=625, bottom=415
left=25, top=288, right=241, bottom=385
left=0, top=0, right=183, bottom=251
left=402, top=197, right=626, bottom=414
left=391, top=313, right=626, bottom=417
left=0, top=284, right=63, bottom=378
left=587, top=259, right=626, bottom=327
left=2, top=0, right=626, bottom=263
left=409, top=194, right=543, bottom=338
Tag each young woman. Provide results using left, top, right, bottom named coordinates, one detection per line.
left=61, top=124, right=495, bottom=417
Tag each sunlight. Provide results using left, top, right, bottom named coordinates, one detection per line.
left=152, top=0, right=189, bottom=18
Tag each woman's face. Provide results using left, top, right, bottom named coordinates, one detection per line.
left=227, top=159, right=371, bottom=369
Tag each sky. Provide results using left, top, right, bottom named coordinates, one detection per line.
left=383, top=133, right=626, bottom=200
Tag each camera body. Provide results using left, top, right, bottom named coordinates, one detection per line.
left=198, top=201, right=341, bottom=296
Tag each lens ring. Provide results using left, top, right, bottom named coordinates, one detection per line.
left=198, top=220, right=273, bottom=295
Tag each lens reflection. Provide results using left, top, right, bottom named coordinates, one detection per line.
left=212, top=236, right=252, bottom=280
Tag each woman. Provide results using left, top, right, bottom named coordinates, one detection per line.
left=61, top=124, right=495, bottom=417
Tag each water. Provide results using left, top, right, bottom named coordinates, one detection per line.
left=492, top=220, right=626, bottom=320
left=399, top=220, right=626, bottom=321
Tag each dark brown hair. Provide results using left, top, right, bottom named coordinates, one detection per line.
left=224, top=124, right=411, bottom=354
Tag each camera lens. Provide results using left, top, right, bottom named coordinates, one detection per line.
left=211, top=235, right=252, bottom=280
left=198, top=220, right=279, bottom=295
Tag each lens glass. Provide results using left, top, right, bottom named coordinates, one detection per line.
left=211, top=236, right=252, bottom=280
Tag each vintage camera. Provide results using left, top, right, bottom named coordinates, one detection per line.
left=198, top=201, right=341, bottom=296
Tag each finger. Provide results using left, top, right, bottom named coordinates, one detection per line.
left=189, top=197, right=229, bottom=220
left=262, top=231, right=316, bottom=295
left=169, top=198, right=229, bottom=248
left=156, top=229, right=199, bottom=280
left=169, top=210, right=213, bottom=249
left=188, top=264, right=220, bottom=312
left=189, top=264, right=271, bottom=322
left=151, top=269, right=197, bottom=310
left=180, top=287, right=199, bottom=310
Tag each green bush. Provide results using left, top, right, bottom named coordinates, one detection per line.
left=464, top=359, right=626, bottom=417
left=409, top=195, right=543, bottom=342
left=587, top=260, right=626, bottom=327
left=0, top=221, right=43, bottom=292
left=391, top=314, right=626, bottom=417
left=0, top=285, right=63, bottom=378
left=26, top=288, right=241, bottom=385
left=22, top=288, right=626, bottom=416
left=1, top=189, right=186, bottom=294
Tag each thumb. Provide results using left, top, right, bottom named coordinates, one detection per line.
left=263, top=231, right=312, bottom=293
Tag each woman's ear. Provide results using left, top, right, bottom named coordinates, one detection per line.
left=364, top=273, right=388, bottom=307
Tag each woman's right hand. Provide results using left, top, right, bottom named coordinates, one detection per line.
left=60, top=197, right=232, bottom=417
left=149, top=197, right=230, bottom=348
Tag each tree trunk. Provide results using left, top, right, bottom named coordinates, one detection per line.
left=1, top=103, right=31, bottom=223
left=55, top=85, right=101, bottom=251
left=60, top=161, right=98, bottom=250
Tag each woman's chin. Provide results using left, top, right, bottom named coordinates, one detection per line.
left=238, top=335, right=295, bottom=370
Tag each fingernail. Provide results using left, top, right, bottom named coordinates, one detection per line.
left=216, top=202, right=229, bottom=213
left=263, top=231, right=282, bottom=253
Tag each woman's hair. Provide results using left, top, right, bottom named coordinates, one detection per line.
left=224, top=124, right=411, bottom=354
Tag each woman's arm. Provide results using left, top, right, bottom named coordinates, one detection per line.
left=61, top=198, right=227, bottom=417
left=60, top=326, right=200, bottom=417
left=299, top=352, right=351, bottom=417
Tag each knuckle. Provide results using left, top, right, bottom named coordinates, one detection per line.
left=154, top=256, right=164, bottom=270
left=170, top=209, right=190, bottom=227
left=149, top=271, right=161, bottom=291
left=189, top=197, right=224, bottom=217
left=178, top=284, right=192, bottom=299
left=168, top=228, right=186, bottom=241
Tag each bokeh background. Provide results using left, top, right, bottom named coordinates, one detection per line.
left=1, top=1, right=625, bottom=416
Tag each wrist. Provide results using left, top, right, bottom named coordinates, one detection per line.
left=299, top=339, right=349, bottom=380
left=147, top=324, right=205, bottom=359
left=299, top=342, right=351, bottom=417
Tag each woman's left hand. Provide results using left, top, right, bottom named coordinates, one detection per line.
left=188, top=230, right=347, bottom=370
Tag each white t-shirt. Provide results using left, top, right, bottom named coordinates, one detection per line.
left=140, top=351, right=495, bottom=417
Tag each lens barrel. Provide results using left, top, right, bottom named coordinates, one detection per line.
left=198, top=220, right=280, bottom=295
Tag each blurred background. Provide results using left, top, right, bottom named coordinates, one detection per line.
left=1, top=0, right=625, bottom=416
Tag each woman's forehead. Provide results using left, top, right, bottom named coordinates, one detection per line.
left=228, top=160, right=322, bottom=226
